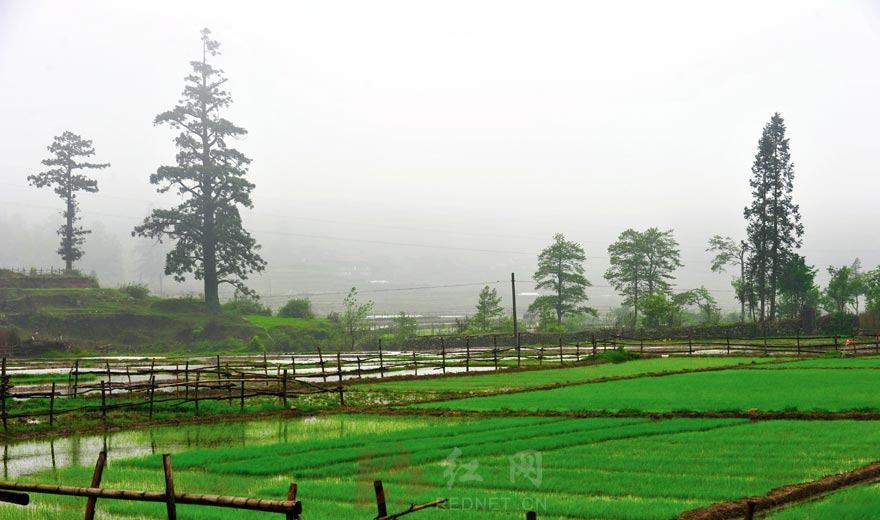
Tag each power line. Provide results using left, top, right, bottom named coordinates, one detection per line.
left=257, top=280, right=508, bottom=299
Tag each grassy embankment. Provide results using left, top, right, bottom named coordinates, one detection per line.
left=0, top=285, right=339, bottom=355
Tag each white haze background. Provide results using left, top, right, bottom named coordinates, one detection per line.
left=0, top=0, right=878, bottom=315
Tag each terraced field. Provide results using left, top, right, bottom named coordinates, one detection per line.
left=358, top=356, right=773, bottom=394
left=7, top=355, right=880, bottom=519
left=416, top=366, right=880, bottom=413
left=14, top=415, right=880, bottom=519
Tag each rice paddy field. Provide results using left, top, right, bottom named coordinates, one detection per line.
left=5, top=354, right=880, bottom=519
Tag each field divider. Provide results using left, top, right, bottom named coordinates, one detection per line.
left=362, top=407, right=880, bottom=421
left=677, top=459, right=880, bottom=520
left=368, top=358, right=795, bottom=409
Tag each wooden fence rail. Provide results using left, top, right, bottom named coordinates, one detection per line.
left=0, top=450, right=302, bottom=519
left=0, top=452, right=448, bottom=520
left=2, top=332, right=878, bottom=433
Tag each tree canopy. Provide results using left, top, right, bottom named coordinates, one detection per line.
left=744, top=113, right=803, bottom=322
left=132, top=28, right=265, bottom=310
left=471, top=285, right=504, bottom=332
left=28, top=131, right=109, bottom=271
left=529, top=233, right=595, bottom=325
left=605, top=228, right=681, bottom=328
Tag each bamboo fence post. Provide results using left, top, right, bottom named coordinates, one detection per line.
left=263, top=352, right=269, bottom=387
left=745, top=500, right=757, bottom=520
left=49, top=382, right=56, bottom=428
left=184, top=362, right=190, bottom=400
left=149, top=375, right=156, bottom=420
left=285, top=483, right=298, bottom=520
left=216, top=355, right=221, bottom=383
left=356, top=356, right=362, bottom=379
left=100, top=381, right=107, bottom=423
left=318, top=347, right=326, bottom=383
left=373, top=480, right=387, bottom=518
left=575, top=342, right=580, bottom=361
left=163, top=454, right=177, bottom=520
left=526, top=512, right=537, bottom=520
left=640, top=334, right=644, bottom=354
left=539, top=347, right=543, bottom=366
left=223, top=364, right=233, bottom=404
left=239, top=378, right=245, bottom=412
left=194, top=373, right=200, bottom=415
left=796, top=330, right=801, bottom=357
left=412, top=351, right=418, bottom=376
left=0, top=359, right=6, bottom=433
left=106, top=362, right=112, bottom=397
left=0, top=376, right=6, bottom=434
left=83, top=450, right=107, bottom=520
left=591, top=334, right=597, bottom=356
left=291, top=355, right=296, bottom=377
left=465, top=337, right=470, bottom=373
left=834, top=335, right=839, bottom=351
left=688, top=334, right=693, bottom=355
left=336, top=352, right=344, bottom=404
left=378, top=340, right=384, bottom=378
left=73, top=359, right=80, bottom=398
left=282, top=369, right=288, bottom=408
left=726, top=333, right=731, bottom=355
left=440, top=337, right=446, bottom=375
left=126, top=366, right=132, bottom=387
left=558, top=337, right=563, bottom=365
left=875, top=334, right=879, bottom=355
left=493, top=335, right=499, bottom=371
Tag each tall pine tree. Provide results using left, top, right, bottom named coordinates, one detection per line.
left=134, top=28, right=265, bottom=310
left=28, top=131, right=110, bottom=272
left=529, top=233, right=595, bottom=324
left=744, top=113, right=802, bottom=322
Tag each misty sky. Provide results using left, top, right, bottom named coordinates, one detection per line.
left=1, top=0, right=878, bottom=315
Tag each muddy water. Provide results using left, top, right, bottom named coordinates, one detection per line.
left=0, top=415, right=343, bottom=479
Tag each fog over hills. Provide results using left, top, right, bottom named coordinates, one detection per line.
left=1, top=0, right=879, bottom=316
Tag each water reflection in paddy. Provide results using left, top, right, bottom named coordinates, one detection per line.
left=1, top=414, right=422, bottom=479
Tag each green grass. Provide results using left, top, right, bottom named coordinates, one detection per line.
left=1, top=287, right=257, bottom=352
left=766, top=482, right=880, bottom=519
left=360, top=357, right=775, bottom=393
left=13, top=416, right=880, bottom=519
left=244, top=314, right=334, bottom=330
left=752, top=357, right=880, bottom=369
left=416, top=368, right=880, bottom=413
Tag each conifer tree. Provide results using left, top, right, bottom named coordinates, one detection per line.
left=28, top=131, right=109, bottom=272
left=133, top=28, right=265, bottom=310
left=744, top=113, right=802, bottom=321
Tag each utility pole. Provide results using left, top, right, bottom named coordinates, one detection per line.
left=511, top=272, right=520, bottom=367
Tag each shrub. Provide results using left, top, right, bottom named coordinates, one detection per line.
left=222, top=296, right=272, bottom=316
left=120, top=283, right=150, bottom=300
left=599, top=347, right=641, bottom=364
left=278, top=298, right=314, bottom=319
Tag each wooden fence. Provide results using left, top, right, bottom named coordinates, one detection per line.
left=0, top=450, right=446, bottom=519
left=3, top=332, right=878, bottom=433
left=0, top=357, right=344, bottom=433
